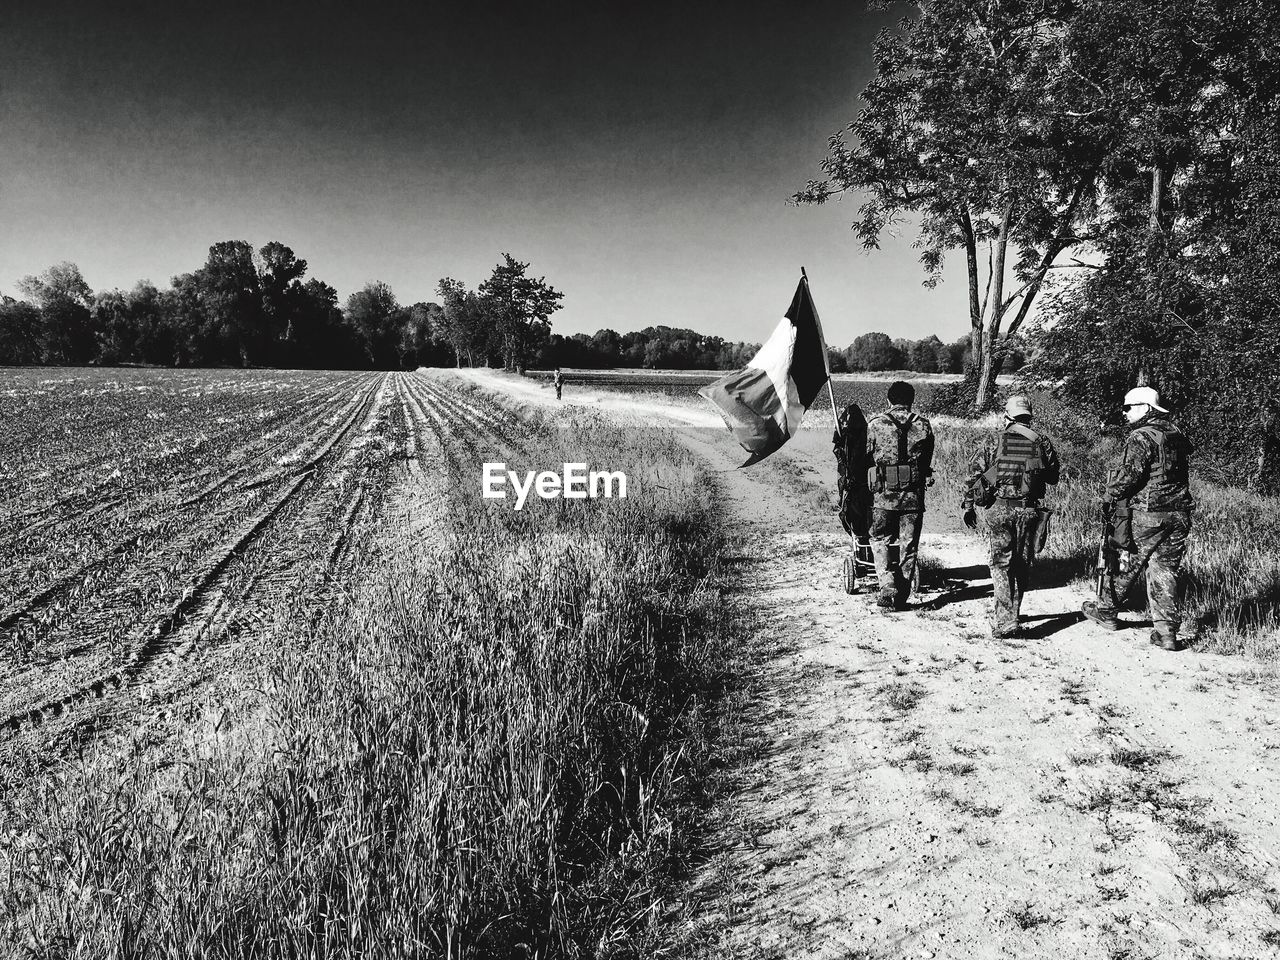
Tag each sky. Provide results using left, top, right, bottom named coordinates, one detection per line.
left=0, top=0, right=972, bottom=348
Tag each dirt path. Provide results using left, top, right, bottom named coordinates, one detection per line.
left=467, top=370, right=1280, bottom=960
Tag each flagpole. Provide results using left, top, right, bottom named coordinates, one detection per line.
left=827, top=375, right=841, bottom=437
left=802, top=266, right=842, bottom=437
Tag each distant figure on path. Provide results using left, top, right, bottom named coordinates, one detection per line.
left=553, top=367, right=564, bottom=400
left=866, top=380, right=934, bottom=611
left=1082, top=387, right=1195, bottom=650
left=961, top=394, right=1061, bottom=638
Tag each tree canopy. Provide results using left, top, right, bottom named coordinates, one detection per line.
left=800, top=0, right=1280, bottom=486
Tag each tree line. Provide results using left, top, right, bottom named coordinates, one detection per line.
left=0, top=246, right=565, bottom=372
left=534, top=328, right=989, bottom=374
left=1, top=243, right=988, bottom=375
left=798, top=0, right=1280, bottom=488
left=829, top=331, right=1021, bottom=375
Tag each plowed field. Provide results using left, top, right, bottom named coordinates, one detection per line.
left=0, top=368, right=523, bottom=766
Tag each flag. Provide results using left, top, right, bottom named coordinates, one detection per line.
left=699, top=273, right=831, bottom=466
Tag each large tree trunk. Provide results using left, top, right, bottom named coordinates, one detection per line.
left=1253, top=407, right=1280, bottom=495
left=1149, top=164, right=1166, bottom=235
left=960, top=209, right=985, bottom=385
left=973, top=203, right=1015, bottom=412
left=1141, top=159, right=1171, bottom=391
left=974, top=338, right=998, bottom=412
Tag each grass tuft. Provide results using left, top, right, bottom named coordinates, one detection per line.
left=1005, top=902, right=1052, bottom=930
left=875, top=681, right=928, bottom=715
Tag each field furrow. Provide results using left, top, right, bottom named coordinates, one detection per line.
left=0, top=377, right=367, bottom=604
left=0, top=372, right=393, bottom=749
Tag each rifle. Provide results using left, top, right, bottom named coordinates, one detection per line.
left=1095, top=500, right=1120, bottom=603
left=1095, top=471, right=1136, bottom=602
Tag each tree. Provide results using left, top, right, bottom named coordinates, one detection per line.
left=191, top=241, right=262, bottom=364
left=908, top=335, right=943, bottom=374
left=477, top=254, right=564, bottom=373
left=400, top=301, right=453, bottom=368
left=1024, top=0, right=1280, bottom=488
left=845, top=332, right=903, bottom=372
left=19, top=262, right=96, bottom=363
left=345, top=281, right=404, bottom=369
left=591, top=329, right=623, bottom=365
left=168, top=240, right=318, bottom=366
left=256, top=241, right=309, bottom=364
left=796, top=0, right=1114, bottom=410
left=293, top=278, right=361, bottom=369
left=436, top=278, right=489, bottom=367
left=93, top=290, right=137, bottom=364
left=0, top=297, right=43, bottom=364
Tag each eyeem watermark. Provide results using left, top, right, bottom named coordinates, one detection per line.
left=482, top=462, right=628, bottom=510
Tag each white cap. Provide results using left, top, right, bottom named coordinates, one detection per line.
left=1123, top=386, right=1168, bottom=414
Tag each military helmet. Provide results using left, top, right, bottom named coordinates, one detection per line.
left=1004, top=394, right=1033, bottom=419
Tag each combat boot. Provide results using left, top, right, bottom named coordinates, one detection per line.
left=1081, top=601, right=1119, bottom=631
left=1149, top=630, right=1183, bottom=652
left=876, top=591, right=896, bottom=612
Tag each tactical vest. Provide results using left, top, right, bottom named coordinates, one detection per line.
left=1131, top=422, right=1191, bottom=510
left=981, top=423, right=1044, bottom=500
left=871, top=412, right=921, bottom=492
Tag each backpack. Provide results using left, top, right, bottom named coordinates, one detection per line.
left=1131, top=423, right=1191, bottom=508
left=868, top=412, right=921, bottom=493
left=974, top=423, right=1044, bottom=505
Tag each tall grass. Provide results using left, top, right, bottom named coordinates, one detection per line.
left=931, top=412, right=1280, bottom=658
left=1, top=413, right=729, bottom=957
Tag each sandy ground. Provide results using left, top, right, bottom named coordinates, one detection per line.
left=465, top=370, right=1280, bottom=960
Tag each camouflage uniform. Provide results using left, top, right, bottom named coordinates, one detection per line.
left=1096, top=415, right=1195, bottom=642
left=962, top=424, right=1061, bottom=635
left=866, top=404, right=934, bottom=606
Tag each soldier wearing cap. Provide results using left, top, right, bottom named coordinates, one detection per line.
left=1082, top=387, right=1195, bottom=650
left=961, top=395, right=1061, bottom=638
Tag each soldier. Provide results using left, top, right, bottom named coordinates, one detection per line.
left=553, top=367, right=564, bottom=401
left=1082, top=386, right=1195, bottom=651
left=961, top=395, right=1061, bottom=638
left=866, top=381, right=934, bottom=611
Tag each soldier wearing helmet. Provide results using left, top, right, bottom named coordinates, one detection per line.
left=1082, top=387, right=1195, bottom=650
left=961, top=394, right=1061, bottom=638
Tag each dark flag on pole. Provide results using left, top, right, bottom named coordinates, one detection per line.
left=699, top=271, right=833, bottom=466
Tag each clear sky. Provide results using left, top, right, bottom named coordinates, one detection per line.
left=0, top=0, right=971, bottom=348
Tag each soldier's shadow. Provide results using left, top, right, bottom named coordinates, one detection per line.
left=1031, top=554, right=1092, bottom=590
left=915, top=579, right=993, bottom=611
left=931, top=564, right=989, bottom=582
left=1019, top=611, right=1085, bottom=639
left=916, top=554, right=1090, bottom=614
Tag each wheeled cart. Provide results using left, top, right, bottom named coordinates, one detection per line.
left=842, top=536, right=919, bottom=596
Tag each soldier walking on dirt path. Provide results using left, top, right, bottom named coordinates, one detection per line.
left=962, top=395, right=1061, bottom=638
left=554, top=367, right=564, bottom=401
left=1082, top=387, right=1196, bottom=651
left=866, top=381, right=934, bottom=611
